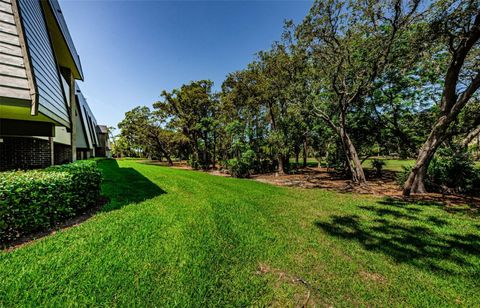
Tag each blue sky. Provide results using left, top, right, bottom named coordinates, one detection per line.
left=61, top=0, right=313, bottom=129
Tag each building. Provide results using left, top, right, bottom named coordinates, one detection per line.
left=75, top=84, right=110, bottom=160
left=0, top=0, right=108, bottom=171
left=96, top=125, right=111, bottom=158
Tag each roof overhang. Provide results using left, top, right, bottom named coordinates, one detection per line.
left=41, top=0, right=84, bottom=80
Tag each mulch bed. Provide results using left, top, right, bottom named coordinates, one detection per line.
left=252, top=167, right=480, bottom=208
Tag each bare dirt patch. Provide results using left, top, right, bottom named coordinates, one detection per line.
left=359, top=270, right=387, bottom=284
left=256, top=263, right=315, bottom=307
left=252, top=167, right=480, bottom=208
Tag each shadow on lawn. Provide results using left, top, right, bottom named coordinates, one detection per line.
left=315, top=198, right=480, bottom=276
left=99, top=159, right=166, bottom=212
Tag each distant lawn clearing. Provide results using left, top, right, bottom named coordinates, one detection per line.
left=1, top=159, right=479, bottom=306
left=362, top=158, right=415, bottom=172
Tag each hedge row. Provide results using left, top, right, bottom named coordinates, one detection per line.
left=0, top=160, right=102, bottom=244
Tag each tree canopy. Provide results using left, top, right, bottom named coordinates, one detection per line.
left=117, top=0, right=480, bottom=195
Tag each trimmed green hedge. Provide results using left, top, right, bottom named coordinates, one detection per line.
left=0, top=160, right=102, bottom=244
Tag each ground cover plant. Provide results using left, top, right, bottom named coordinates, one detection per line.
left=0, top=159, right=478, bottom=306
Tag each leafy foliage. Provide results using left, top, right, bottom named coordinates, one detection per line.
left=397, top=149, right=480, bottom=195
left=225, top=149, right=256, bottom=178
left=371, top=159, right=387, bottom=177
left=115, top=0, right=480, bottom=195
left=426, top=149, right=480, bottom=195
left=0, top=160, right=102, bottom=244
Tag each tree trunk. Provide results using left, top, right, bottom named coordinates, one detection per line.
left=411, top=163, right=428, bottom=193
left=404, top=12, right=480, bottom=195
left=165, top=155, right=174, bottom=166
left=303, top=138, right=307, bottom=168
left=340, top=127, right=367, bottom=185
left=278, top=155, right=285, bottom=175
left=461, top=124, right=480, bottom=149
left=403, top=122, right=445, bottom=195
left=315, top=110, right=367, bottom=185
left=477, top=134, right=479, bottom=159
left=295, top=150, right=299, bottom=169
left=212, top=131, right=217, bottom=169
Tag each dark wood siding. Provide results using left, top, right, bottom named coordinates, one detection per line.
left=18, top=0, right=69, bottom=126
left=0, top=0, right=30, bottom=101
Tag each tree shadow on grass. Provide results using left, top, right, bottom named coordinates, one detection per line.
left=378, top=196, right=480, bottom=218
left=314, top=198, right=480, bottom=276
left=99, top=159, right=166, bottom=212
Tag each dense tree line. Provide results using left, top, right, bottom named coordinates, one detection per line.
left=116, top=0, right=480, bottom=195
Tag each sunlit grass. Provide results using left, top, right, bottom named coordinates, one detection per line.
left=362, top=158, right=415, bottom=172
left=0, top=159, right=478, bottom=306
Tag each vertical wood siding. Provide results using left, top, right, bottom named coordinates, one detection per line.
left=18, top=0, right=69, bottom=126
left=0, top=0, right=30, bottom=102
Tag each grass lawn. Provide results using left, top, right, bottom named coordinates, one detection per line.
left=1, top=160, right=479, bottom=306
left=362, top=158, right=415, bottom=172
left=290, top=157, right=416, bottom=171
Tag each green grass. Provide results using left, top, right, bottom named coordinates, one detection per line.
left=363, top=158, right=415, bottom=172
left=1, top=159, right=479, bottom=306
left=289, top=157, right=416, bottom=171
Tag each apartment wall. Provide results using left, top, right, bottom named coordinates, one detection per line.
left=17, top=0, right=70, bottom=127
left=0, top=0, right=31, bottom=101
left=53, top=142, right=71, bottom=165
left=0, top=136, right=51, bottom=170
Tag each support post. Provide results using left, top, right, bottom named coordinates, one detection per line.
left=49, top=137, right=54, bottom=166
left=69, top=72, right=77, bottom=162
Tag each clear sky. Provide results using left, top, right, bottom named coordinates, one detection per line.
left=60, top=0, right=313, bottom=129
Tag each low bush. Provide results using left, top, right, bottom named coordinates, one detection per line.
left=226, top=150, right=256, bottom=178
left=0, top=160, right=102, bottom=244
left=371, top=159, right=386, bottom=177
left=397, top=149, right=480, bottom=195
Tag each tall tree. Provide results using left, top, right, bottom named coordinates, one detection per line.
left=297, top=0, right=422, bottom=185
left=118, top=106, right=174, bottom=165
left=403, top=0, right=480, bottom=195
left=155, top=80, right=219, bottom=169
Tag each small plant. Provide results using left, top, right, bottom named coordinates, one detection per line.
left=371, top=159, right=386, bottom=177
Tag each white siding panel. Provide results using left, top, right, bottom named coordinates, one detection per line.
left=0, top=11, right=13, bottom=24
left=0, top=1, right=12, bottom=14
left=0, top=62, right=27, bottom=78
left=0, top=19, right=17, bottom=34
left=0, top=74, right=29, bottom=88
left=0, top=41, right=22, bottom=56
left=0, top=31, right=19, bottom=46
left=0, top=84, right=29, bottom=99
left=0, top=52, right=23, bottom=66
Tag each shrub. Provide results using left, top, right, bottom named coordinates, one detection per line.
left=0, top=160, right=102, bottom=244
left=396, top=165, right=412, bottom=187
left=226, top=150, right=256, bottom=178
left=426, top=150, right=480, bottom=194
left=397, top=149, right=480, bottom=195
left=371, top=159, right=386, bottom=177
